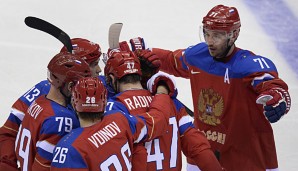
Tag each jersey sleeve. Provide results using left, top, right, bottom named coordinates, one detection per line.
left=32, top=115, right=79, bottom=170
left=0, top=99, right=26, bottom=170
left=171, top=98, right=194, bottom=134
left=51, top=129, right=88, bottom=171
left=181, top=128, right=223, bottom=171
left=137, top=94, right=174, bottom=141
left=0, top=80, right=50, bottom=169
left=236, top=54, right=289, bottom=93
left=152, top=48, right=189, bottom=78
left=171, top=98, right=222, bottom=170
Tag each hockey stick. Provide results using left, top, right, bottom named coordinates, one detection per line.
left=181, top=100, right=194, bottom=117
left=102, top=23, right=124, bottom=65
left=24, top=16, right=73, bottom=53
left=108, top=23, right=194, bottom=117
left=108, top=23, right=123, bottom=49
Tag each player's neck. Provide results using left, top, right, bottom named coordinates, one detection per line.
left=80, top=118, right=101, bottom=127
left=46, top=86, right=67, bottom=106
left=119, top=82, right=143, bottom=92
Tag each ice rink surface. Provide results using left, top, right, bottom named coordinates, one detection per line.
left=1, top=0, right=297, bottom=170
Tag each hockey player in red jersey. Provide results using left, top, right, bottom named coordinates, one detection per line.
left=104, top=47, right=222, bottom=171
left=130, top=4, right=291, bottom=171
left=0, top=38, right=109, bottom=171
left=14, top=52, right=91, bottom=171
left=50, top=77, right=176, bottom=171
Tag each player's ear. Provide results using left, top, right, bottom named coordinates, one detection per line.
left=68, top=81, right=75, bottom=92
left=108, top=74, right=118, bottom=91
left=109, top=74, right=116, bottom=85
left=230, top=28, right=240, bottom=44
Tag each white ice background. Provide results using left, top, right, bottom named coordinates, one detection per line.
left=1, top=0, right=297, bottom=170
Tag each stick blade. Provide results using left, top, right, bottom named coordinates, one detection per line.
left=108, top=23, right=123, bottom=49
left=24, top=16, right=72, bottom=52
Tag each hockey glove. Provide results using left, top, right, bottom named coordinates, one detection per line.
left=130, top=37, right=146, bottom=52
left=130, top=37, right=161, bottom=75
left=130, top=37, right=161, bottom=69
left=130, top=37, right=162, bottom=88
left=119, top=41, right=131, bottom=52
left=256, top=87, right=291, bottom=123
left=137, top=50, right=161, bottom=88
left=138, top=49, right=161, bottom=70
left=147, top=71, right=177, bottom=97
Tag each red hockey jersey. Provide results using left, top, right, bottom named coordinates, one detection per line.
left=107, top=89, right=221, bottom=171
left=153, top=42, right=289, bottom=170
left=15, top=95, right=80, bottom=171
left=51, top=94, right=174, bottom=171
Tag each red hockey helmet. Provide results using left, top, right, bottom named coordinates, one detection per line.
left=47, top=52, right=91, bottom=88
left=202, top=5, right=241, bottom=33
left=104, top=49, right=142, bottom=81
left=60, top=38, right=102, bottom=64
left=72, top=77, right=107, bottom=113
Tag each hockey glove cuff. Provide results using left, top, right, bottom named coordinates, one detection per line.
left=147, top=71, right=177, bottom=97
left=256, top=87, right=291, bottom=123
left=130, top=37, right=146, bottom=52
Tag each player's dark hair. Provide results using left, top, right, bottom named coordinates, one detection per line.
left=118, top=73, right=141, bottom=84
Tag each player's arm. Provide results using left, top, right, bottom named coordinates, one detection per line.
left=0, top=99, right=26, bottom=171
left=182, top=131, right=224, bottom=171
left=171, top=99, right=222, bottom=170
left=51, top=134, right=88, bottom=171
left=0, top=81, right=49, bottom=170
left=181, top=128, right=223, bottom=171
left=152, top=48, right=190, bottom=78
left=106, top=95, right=173, bottom=141
left=241, top=55, right=291, bottom=123
left=137, top=94, right=175, bottom=141
left=129, top=37, right=189, bottom=78
left=32, top=116, right=79, bottom=171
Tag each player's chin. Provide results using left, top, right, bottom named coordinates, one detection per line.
left=208, top=49, right=217, bottom=57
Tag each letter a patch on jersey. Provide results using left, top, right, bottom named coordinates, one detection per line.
left=224, top=68, right=230, bottom=84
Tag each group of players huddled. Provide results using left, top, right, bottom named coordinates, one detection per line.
left=0, top=4, right=291, bottom=171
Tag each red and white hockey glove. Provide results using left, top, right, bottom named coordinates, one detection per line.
left=256, top=87, right=291, bottom=123
left=147, top=71, right=177, bottom=97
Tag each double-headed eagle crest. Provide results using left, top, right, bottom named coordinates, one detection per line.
left=198, top=88, right=224, bottom=126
